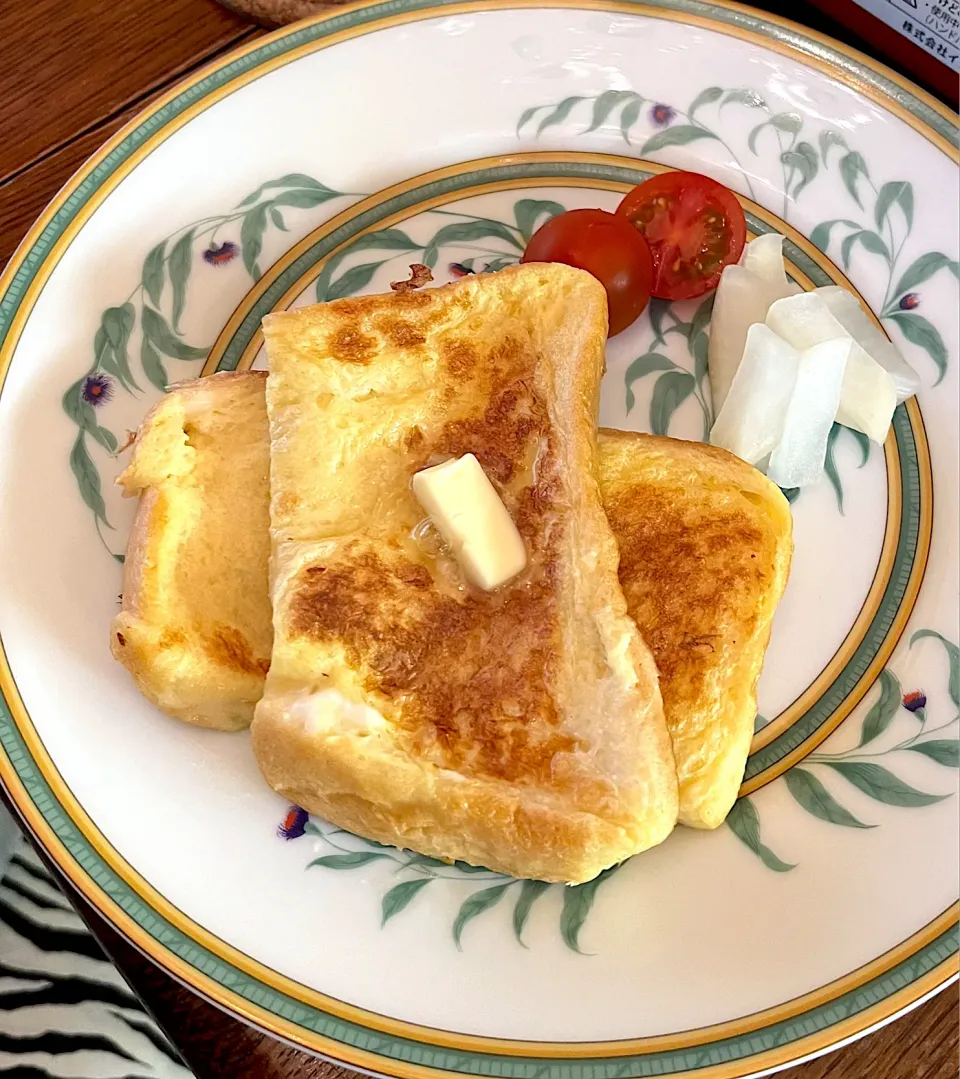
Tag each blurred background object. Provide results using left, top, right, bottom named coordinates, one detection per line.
left=0, top=805, right=20, bottom=880
left=217, top=0, right=339, bottom=21
left=804, top=0, right=959, bottom=107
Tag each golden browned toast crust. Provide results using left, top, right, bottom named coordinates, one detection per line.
left=253, top=265, right=678, bottom=882
left=282, top=337, right=570, bottom=786
left=113, top=366, right=789, bottom=836
left=598, top=431, right=793, bottom=827
left=111, top=372, right=272, bottom=730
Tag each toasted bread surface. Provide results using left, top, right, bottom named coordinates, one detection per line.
left=598, top=431, right=793, bottom=828
left=111, top=372, right=272, bottom=730
left=113, top=326, right=790, bottom=837
left=252, top=265, right=678, bottom=882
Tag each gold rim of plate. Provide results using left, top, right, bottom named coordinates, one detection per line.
left=0, top=2, right=955, bottom=1075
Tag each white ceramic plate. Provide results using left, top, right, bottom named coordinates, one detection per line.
left=0, top=3, right=957, bottom=1076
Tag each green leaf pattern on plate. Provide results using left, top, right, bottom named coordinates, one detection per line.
left=140, top=242, right=165, bottom=308
left=906, top=741, right=960, bottom=767
left=737, top=629, right=959, bottom=870
left=69, top=430, right=110, bottom=528
left=315, top=206, right=531, bottom=303
left=780, top=768, right=871, bottom=824
left=298, top=819, right=627, bottom=952
left=324, top=260, right=389, bottom=302
left=911, top=629, right=959, bottom=707
left=839, top=150, right=870, bottom=208
left=823, top=762, right=948, bottom=807
left=140, top=337, right=169, bottom=393
left=783, top=769, right=874, bottom=829
left=858, top=669, right=901, bottom=747
left=58, top=92, right=958, bottom=924
left=641, top=125, right=719, bottom=155
left=535, top=95, right=585, bottom=136
left=513, top=198, right=566, bottom=242
left=583, top=89, right=638, bottom=134
left=892, top=252, right=960, bottom=298
left=97, top=306, right=139, bottom=392
left=512, top=879, right=550, bottom=946
left=650, top=369, right=697, bottom=435
left=886, top=312, right=948, bottom=383
left=308, top=852, right=389, bottom=869
left=726, top=798, right=795, bottom=872
left=686, top=85, right=723, bottom=120
left=559, top=867, right=619, bottom=952
left=65, top=80, right=958, bottom=554
left=622, top=294, right=715, bottom=440
left=61, top=174, right=350, bottom=554
left=781, top=141, right=818, bottom=199
left=240, top=203, right=269, bottom=280
left=875, top=181, right=914, bottom=232
left=824, top=422, right=870, bottom=515
left=381, top=878, right=432, bottom=925
left=168, top=230, right=194, bottom=333
left=624, top=353, right=677, bottom=414
left=453, top=885, right=512, bottom=949
left=517, top=88, right=957, bottom=387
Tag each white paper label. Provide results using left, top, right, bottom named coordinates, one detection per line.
left=851, top=0, right=960, bottom=71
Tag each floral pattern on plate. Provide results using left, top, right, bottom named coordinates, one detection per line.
left=2, top=0, right=957, bottom=1065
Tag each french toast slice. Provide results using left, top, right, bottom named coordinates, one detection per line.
left=251, top=265, right=678, bottom=883
left=111, top=372, right=272, bottom=730
left=113, top=338, right=791, bottom=836
left=598, top=431, right=793, bottom=828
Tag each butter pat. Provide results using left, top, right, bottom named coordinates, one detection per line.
left=412, top=454, right=527, bottom=590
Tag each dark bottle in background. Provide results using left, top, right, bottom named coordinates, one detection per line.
left=802, top=0, right=959, bottom=107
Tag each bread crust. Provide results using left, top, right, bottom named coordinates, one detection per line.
left=113, top=367, right=790, bottom=836
left=252, top=265, right=678, bottom=882
left=598, top=431, right=793, bottom=827
left=111, top=371, right=272, bottom=730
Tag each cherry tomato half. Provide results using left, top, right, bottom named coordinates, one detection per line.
left=616, top=172, right=746, bottom=301
left=520, top=208, right=653, bottom=336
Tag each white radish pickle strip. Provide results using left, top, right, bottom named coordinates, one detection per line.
left=833, top=347, right=897, bottom=444
left=766, top=291, right=897, bottom=445
left=708, top=235, right=796, bottom=414
left=767, top=338, right=851, bottom=489
left=708, top=266, right=770, bottom=415
left=816, top=286, right=920, bottom=404
left=710, top=323, right=801, bottom=464
left=765, top=291, right=845, bottom=348
left=739, top=232, right=789, bottom=283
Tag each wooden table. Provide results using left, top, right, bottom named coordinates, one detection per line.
left=0, top=0, right=957, bottom=1075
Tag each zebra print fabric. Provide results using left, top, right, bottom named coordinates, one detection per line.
left=0, top=838, right=193, bottom=1078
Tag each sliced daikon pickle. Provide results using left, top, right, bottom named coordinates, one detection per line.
left=766, top=291, right=898, bottom=444
left=817, top=286, right=920, bottom=403
left=710, top=323, right=800, bottom=465
left=767, top=338, right=851, bottom=488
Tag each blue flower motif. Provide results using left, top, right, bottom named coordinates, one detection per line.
left=82, top=373, right=113, bottom=407
left=899, top=293, right=920, bottom=310
left=278, top=805, right=308, bottom=840
left=650, top=103, right=676, bottom=127
left=902, top=690, right=927, bottom=713
left=203, top=241, right=239, bottom=267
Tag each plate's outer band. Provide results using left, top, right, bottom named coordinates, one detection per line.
left=0, top=2, right=956, bottom=1077
left=0, top=712, right=957, bottom=1079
